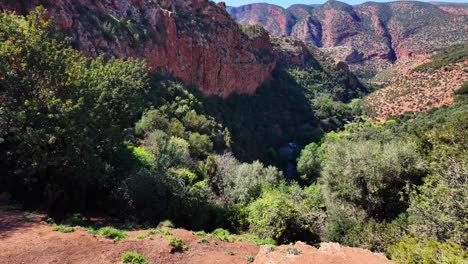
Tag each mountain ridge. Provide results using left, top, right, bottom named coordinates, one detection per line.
left=227, top=0, right=468, bottom=78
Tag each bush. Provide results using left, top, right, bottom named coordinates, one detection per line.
left=96, top=227, right=128, bottom=241
left=157, top=220, right=175, bottom=229
left=245, top=255, right=255, bottom=262
left=52, top=224, right=74, bottom=233
left=197, top=238, right=209, bottom=244
left=320, top=139, right=427, bottom=221
left=121, top=252, right=149, bottom=264
left=388, top=237, right=467, bottom=264
left=247, top=183, right=324, bottom=243
left=286, top=247, right=302, bottom=255
left=211, top=228, right=234, bottom=242
left=167, top=236, right=188, bottom=251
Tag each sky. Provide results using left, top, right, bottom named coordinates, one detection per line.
left=216, top=0, right=468, bottom=8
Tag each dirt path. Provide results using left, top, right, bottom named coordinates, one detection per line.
left=0, top=211, right=390, bottom=264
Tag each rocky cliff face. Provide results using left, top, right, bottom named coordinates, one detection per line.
left=0, top=0, right=275, bottom=97
left=228, top=0, right=468, bottom=78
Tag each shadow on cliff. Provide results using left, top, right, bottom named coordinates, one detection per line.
left=202, top=67, right=321, bottom=165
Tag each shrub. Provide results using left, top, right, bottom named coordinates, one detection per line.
left=388, top=237, right=467, bottom=264
left=245, top=255, right=255, bottom=262
left=211, top=228, right=234, bottom=242
left=157, top=220, right=175, bottom=229
left=167, top=236, right=188, bottom=251
left=52, top=224, right=75, bottom=233
left=136, top=234, right=146, bottom=239
left=286, top=247, right=302, bottom=255
left=247, top=183, right=324, bottom=243
left=97, top=227, right=128, bottom=241
left=121, top=252, right=149, bottom=264
left=197, top=238, right=209, bottom=244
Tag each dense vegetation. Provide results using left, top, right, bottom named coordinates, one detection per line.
left=297, top=94, right=467, bottom=260
left=0, top=8, right=466, bottom=263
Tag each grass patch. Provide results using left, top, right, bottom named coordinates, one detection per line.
left=88, top=227, right=127, bottom=241
left=136, top=234, right=146, bottom=239
left=192, top=230, right=209, bottom=236
left=121, top=252, right=149, bottom=264
left=197, top=238, right=209, bottom=244
left=236, top=234, right=276, bottom=245
left=148, top=228, right=171, bottom=236
left=211, top=228, right=234, bottom=242
left=52, top=224, right=75, bottom=233
left=167, top=236, right=188, bottom=252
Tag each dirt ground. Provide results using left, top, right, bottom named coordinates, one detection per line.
left=0, top=211, right=390, bottom=264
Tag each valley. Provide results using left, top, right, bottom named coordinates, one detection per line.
left=0, top=1, right=466, bottom=263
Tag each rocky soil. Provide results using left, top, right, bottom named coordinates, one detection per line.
left=363, top=56, right=467, bottom=122
left=0, top=211, right=391, bottom=264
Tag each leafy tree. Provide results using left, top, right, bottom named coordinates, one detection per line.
left=320, top=139, right=427, bottom=221
left=296, top=142, right=322, bottom=184
left=247, top=183, right=325, bottom=243
left=0, top=8, right=148, bottom=213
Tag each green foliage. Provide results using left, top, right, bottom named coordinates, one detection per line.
left=136, top=234, right=146, bottom=239
left=211, top=228, right=234, bottom=242
left=241, top=24, right=267, bottom=40
left=52, top=224, right=75, bottom=233
left=0, top=7, right=148, bottom=214
left=96, top=227, right=128, bottom=241
left=296, top=143, right=322, bottom=184
left=388, top=237, right=467, bottom=264
left=247, top=183, right=324, bottom=243
left=412, top=44, right=468, bottom=73
left=121, top=252, right=149, bottom=264
left=321, top=139, right=427, bottom=221
left=188, top=133, right=213, bottom=158
left=158, top=220, right=175, bottom=229
left=167, top=236, right=188, bottom=251
left=407, top=162, right=467, bottom=245
left=197, top=238, right=209, bottom=244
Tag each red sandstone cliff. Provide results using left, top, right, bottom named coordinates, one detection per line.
left=1, top=0, right=276, bottom=97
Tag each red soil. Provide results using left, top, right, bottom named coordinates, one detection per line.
left=0, top=211, right=391, bottom=264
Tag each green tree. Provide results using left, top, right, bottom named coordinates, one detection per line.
left=0, top=8, right=148, bottom=213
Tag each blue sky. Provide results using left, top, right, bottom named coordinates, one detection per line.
left=216, top=0, right=468, bottom=8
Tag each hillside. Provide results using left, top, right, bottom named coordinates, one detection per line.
left=363, top=44, right=468, bottom=122
left=0, top=211, right=390, bottom=264
left=1, top=2, right=467, bottom=264
left=0, top=0, right=276, bottom=97
left=228, top=0, right=468, bottom=78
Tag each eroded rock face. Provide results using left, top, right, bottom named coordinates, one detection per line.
left=1, top=0, right=275, bottom=97
left=228, top=0, right=468, bottom=78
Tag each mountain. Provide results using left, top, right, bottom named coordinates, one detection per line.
left=0, top=0, right=276, bottom=97
left=362, top=43, right=468, bottom=122
left=227, top=1, right=468, bottom=78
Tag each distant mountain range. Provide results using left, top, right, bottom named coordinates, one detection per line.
left=227, top=1, right=468, bottom=78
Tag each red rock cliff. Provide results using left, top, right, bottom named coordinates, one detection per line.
left=1, top=0, right=276, bottom=97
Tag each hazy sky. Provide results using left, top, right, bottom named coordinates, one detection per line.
left=216, top=0, right=468, bottom=8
